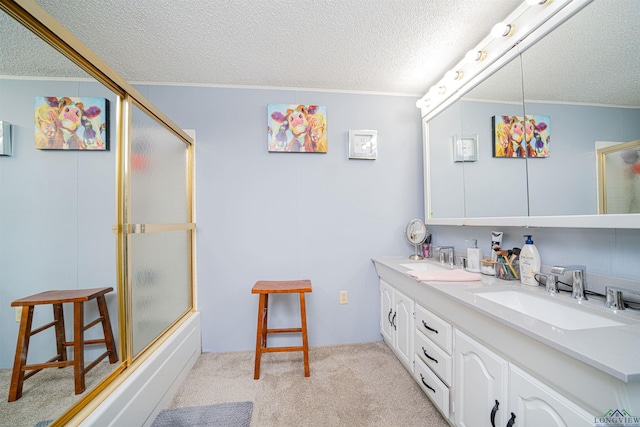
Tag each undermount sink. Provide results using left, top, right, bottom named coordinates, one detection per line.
left=400, top=262, right=446, bottom=271
left=474, top=290, right=626, bottom=330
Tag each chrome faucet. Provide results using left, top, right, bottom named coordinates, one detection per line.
left=434, top=246, right=455, bottom=267
left=550, top=265, right=587, bottom=300
left=605, top=286, right=640, bottom=310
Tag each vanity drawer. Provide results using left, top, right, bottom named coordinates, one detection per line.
left=415, top=357, right=450, bottom=419
left=415, top=304, right=452, bottom=354
left=415, top=330, right=452, bottom=386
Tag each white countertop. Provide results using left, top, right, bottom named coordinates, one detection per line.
left=372, top=256, right=640, bottom=383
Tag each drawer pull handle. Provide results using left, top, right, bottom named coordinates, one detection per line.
left=392, top=312, right=397, bottom=330
left=388, top=309, right=393, bottom=325
left=490, top=399, right=499, bottom=427
left=507, top=412, right=516, bottom=427
left=422, top=347, right=438, bottom=363
left=422, top=320, right=438, bottom=334
left=419, top=373, right=436, bottom=393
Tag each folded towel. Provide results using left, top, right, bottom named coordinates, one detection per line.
left=407, top=269, right=481, bottom=282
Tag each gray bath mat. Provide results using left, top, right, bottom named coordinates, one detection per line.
left=151, top=401, right=253, bottom=427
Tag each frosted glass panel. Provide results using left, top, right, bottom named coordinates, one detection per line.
left=130, top=230, right=191, bottom=355
left=131, top=105, right=188, bottom=224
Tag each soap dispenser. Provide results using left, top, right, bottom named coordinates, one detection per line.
left=520, top=234, right=541, bottom=287
left=466, top=239, right=482, bottom=273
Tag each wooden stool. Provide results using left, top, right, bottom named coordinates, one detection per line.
left=8, top=287, right=118, bottom=402
left=252, top=280, right=312, bottom=379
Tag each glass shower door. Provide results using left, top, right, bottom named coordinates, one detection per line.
left=126, top=101, right=195, bottom=357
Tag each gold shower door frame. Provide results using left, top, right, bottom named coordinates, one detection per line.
left=597, top=139, right=640, bottom=214
left=118, top=96, right=196, bottom=363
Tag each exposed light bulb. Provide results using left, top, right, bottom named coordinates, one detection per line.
left=445, top=70, right=464, bottom=81
left=465, top=49, right=487, bottom=62
left=491, top=22, right=515, bottom=38
left=415, top=98, right=429, bottom=109
left=526, top=0, right=549, bottom=5
left=438, top=86, right=447, bottom=95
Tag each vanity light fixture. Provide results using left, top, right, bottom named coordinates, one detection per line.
left=417, top=0, right=582, bottom=120
left=464, top=49, right=487, bottom=62
left=491, top=22, right=515, bottom=38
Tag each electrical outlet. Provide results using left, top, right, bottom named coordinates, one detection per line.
left=339, top=291, right=348, bottom=304
left=15, top=307, right=22, bottom=322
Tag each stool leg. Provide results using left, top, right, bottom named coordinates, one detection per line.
left=96, top=295, right=118, bottom=363
left=8, top=306, right=34, bottom=402
left=300, top=292, right=310, bottom=377
left=73, top=301, right=85, bottom=395
left=53, top=303, right=67, bottom=364
left=254, top=293, right=267, bottom=380
left=261, top=294, right=269, bottom=348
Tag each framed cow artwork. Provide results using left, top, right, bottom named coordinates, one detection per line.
left=267, top=104, right=327, bottom=153
left=34, top=96, right=109, bottom=150
left=492, top=115, right=550, bottom=158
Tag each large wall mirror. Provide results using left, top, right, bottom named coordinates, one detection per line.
left=424, top=0, right=640, bottom=228
left=0, top=6, right=122, bottom=427
left=1, top=1, right=196, bottom=426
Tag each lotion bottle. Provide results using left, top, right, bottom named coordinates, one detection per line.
left=466, top=239, right=482, bottom=273
left=520, top=235, right=541, bottom=286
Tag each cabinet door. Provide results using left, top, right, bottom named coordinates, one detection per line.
left=509, top=365, right=593, bottom=427
left=455, top=330, right=509, bottom=427
left=394, top=289, right=415, bottom=371
left=380, top=281, right=394, bottom=344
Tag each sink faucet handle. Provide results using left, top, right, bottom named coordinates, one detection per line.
left=546, top=274, right=559, bottom=294
left=570, top=269, right=587, bottom=301
left=605, top=286, right=625, bottom=310
left=536, top=272, right=559, bottom=294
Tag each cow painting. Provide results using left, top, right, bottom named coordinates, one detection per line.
left=35, top=96, right=108, bottom=150
left=267, top=104, right=327, bottom=153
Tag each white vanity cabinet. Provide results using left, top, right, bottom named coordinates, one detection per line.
left=380, top=280, right=414, bottom=372
left=454, top=330, right=509, bottom=427
left=373, top=257, right=640, bottom=427
left=508, top=365, right=593, bottom=427
left=454, top=330, right=594, bottom=427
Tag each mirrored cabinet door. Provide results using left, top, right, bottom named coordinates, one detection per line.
left=521, top=0, right=640, bottom=217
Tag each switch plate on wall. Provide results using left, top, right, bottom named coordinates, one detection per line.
left=15, top=307, right=21, bottom=322
left=340, top=291, right=348, bottom=304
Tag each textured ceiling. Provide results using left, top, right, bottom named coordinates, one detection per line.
left=1, top=0, right=638, bottom=106
left=6, top=0, right=520, bottom=95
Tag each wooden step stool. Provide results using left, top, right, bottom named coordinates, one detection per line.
left=252, top=280, right=312, bottom=379
left=8, top=287, right=118, bottom=402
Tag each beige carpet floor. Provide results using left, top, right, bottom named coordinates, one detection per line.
left=168, top=341, right=450, bottom=427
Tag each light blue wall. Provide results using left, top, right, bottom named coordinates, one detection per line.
left=139, top=85, right=425, bottom=352
left=0, top=79, right=117, bottom=368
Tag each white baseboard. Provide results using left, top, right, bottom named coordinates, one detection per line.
left=79, top=312, right=201, bottom=427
